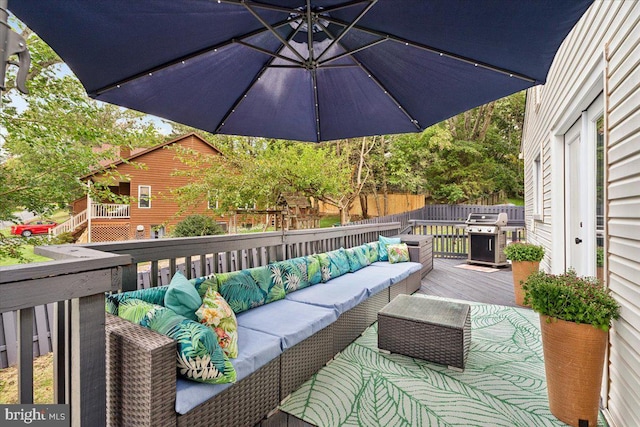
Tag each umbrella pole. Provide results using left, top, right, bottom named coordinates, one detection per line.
left=1, top=0, right=30, bottom=94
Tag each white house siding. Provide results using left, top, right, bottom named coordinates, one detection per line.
left=521, top=1, right=640, bottom=426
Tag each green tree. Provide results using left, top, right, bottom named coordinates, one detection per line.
left=1, top=26, right=166, bottom=260
left=170, top=138, right=354, bottom=223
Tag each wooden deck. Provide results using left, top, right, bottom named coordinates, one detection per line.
left=418, top=257, right=518, bottom=307
left=261, top=257, right=522, bottom=427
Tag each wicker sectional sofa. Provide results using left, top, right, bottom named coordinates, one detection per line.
left=105, top=244, right=424, bottom=427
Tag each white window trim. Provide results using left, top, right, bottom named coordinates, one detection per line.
left=138, top=185, right=151, bottom=209
left=532, top=150, right=543, bottom=221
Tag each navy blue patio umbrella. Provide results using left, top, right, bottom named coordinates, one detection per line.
left=8, top=0, right=592, bottom=142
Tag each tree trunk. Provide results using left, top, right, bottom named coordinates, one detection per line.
left=359, top=193, right=368, bottom=218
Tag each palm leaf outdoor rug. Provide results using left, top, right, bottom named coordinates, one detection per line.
left=280, top=296, right=606, bottom=427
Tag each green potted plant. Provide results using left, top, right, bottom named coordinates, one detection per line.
left=523, top=270, right=620, bottom=427
left=503, top=241, right=545, bottom=306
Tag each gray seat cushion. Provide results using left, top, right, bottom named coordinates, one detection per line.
left=285, top=276, right=370, bottom=315
left=369, top=261, right=422, bottom=283
left=236, top=299, right=337, bottom=350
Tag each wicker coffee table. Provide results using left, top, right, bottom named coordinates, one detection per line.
left=378, top=295, right=471, bottom=370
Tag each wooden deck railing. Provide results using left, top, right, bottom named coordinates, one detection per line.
left=75, top=222, right=403, bottom=291
left=0, top=222, right=402, bottom=426
left=407, top=220, right=527, bottom=258
left=0, top=247, right=130, bottom=426
left=50, top=209, right=87, bottom=236
left=91, top=203, right=130, bottom=219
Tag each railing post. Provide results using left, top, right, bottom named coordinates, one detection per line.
left=71, top=293, right=106, bottom=427
left=17, top=308, right=34, bottom=403
left=54, top=300, right=69, bottom=404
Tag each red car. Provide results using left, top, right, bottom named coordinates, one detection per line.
left=10, top=219, right=57, bottom=237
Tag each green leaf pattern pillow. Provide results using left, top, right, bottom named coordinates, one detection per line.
left=106, top=285, right=169, bottom=315
left=118, top=298, right=236, bottom=384
left=387, top=243, right=410, bottom=264
left=190, top=273, right=218, bottom=298
left=313, top=253, right=332, bottom=283
left=216, top=266, right=285, bottom=314
left=345, top=246, right=371, bottom=272
left=326, top=248, right=351, bottom=277
left=270, top=257, right=310, bottom=293
left=305, top=255, right=322, bottom=285
left=365, top=242, right=379, bottom=263
left=196, top=287, right=238, bottom=358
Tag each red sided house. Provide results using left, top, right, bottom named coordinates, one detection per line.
left=56, top=133, right=226, bottom=242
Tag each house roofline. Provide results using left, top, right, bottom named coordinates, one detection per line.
left=82, top=132, right=222, bottom=180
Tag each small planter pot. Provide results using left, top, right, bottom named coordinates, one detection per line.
left=540, top=315, right=608, bottom=427
left=511, top=260, right=539, bottom=306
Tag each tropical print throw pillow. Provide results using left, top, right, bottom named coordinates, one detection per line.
left=216, top=265, right=285, bottom=314
left=387, top=243, right=410, bottom=264
left=345, top=246, right=371, bottom=272
left=365, top=241, right=380, bottom=263
left=190, top=273, right=217, bottom=298
left=105, top=285, right=169, bottom=315
left=326, top=248, right=351, bottom=277
left=117, top=298, right=236, bottom=384
left=305, top=255, right=322, bottom=285
left=196, top=288, right=238, bottom=358
left=270, top=257, right=310, bottom=293
left=313, top=253, right=332, bottom=283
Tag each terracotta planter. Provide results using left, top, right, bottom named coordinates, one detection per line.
left=511, top=260, right=539, bottom=306
left=540, top=315, right=608, bottom=427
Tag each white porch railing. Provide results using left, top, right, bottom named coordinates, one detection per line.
left=92, top=203, right=130, bottom=219
left=50, top=209, right=87, bottom=236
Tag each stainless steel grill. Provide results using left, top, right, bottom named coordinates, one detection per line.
left=464, top=212, right=509, bottom=267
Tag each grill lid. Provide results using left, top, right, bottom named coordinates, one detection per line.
left=465, top=212, right=508, bottom=226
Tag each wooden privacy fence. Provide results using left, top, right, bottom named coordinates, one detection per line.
left=326, top=204, right=527, bottom=231
left=319, top=193, right=425, bottom=217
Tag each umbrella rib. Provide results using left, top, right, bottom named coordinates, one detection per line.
left=317, top=37, right=386, bottom=67
left=315, top=0, right=377, bottom=63
left=92, top=18, right=294, bottom=96
left=215, top=33, right=296, bottom=134
left=317, top=20, right=421, bottom=130
left=234, top=40, right=303, bottom=66
left=311, top=69, right=321, bottom=141
left=306, top=0, right=314, bottom=67
left=322, top=17, right=537, bottom=83
left=243, top=3, right=307, bottom=64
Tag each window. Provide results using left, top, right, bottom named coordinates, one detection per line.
left=207, top=194, right=219, bottom=210
left=533, top=152, right=543, bottom=220
left=138, top=185, right=151, bottom=208
left=151, top=225, right=165, bottom=239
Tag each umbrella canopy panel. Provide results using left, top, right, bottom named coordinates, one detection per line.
left=10, top=0, right=593, bottom=142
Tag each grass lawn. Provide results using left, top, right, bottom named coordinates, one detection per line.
left=0, top=353, right=54, bottom=404
left=0, top=229, right=53, bottom=266
left=319, top=215, right=341, bottom=228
